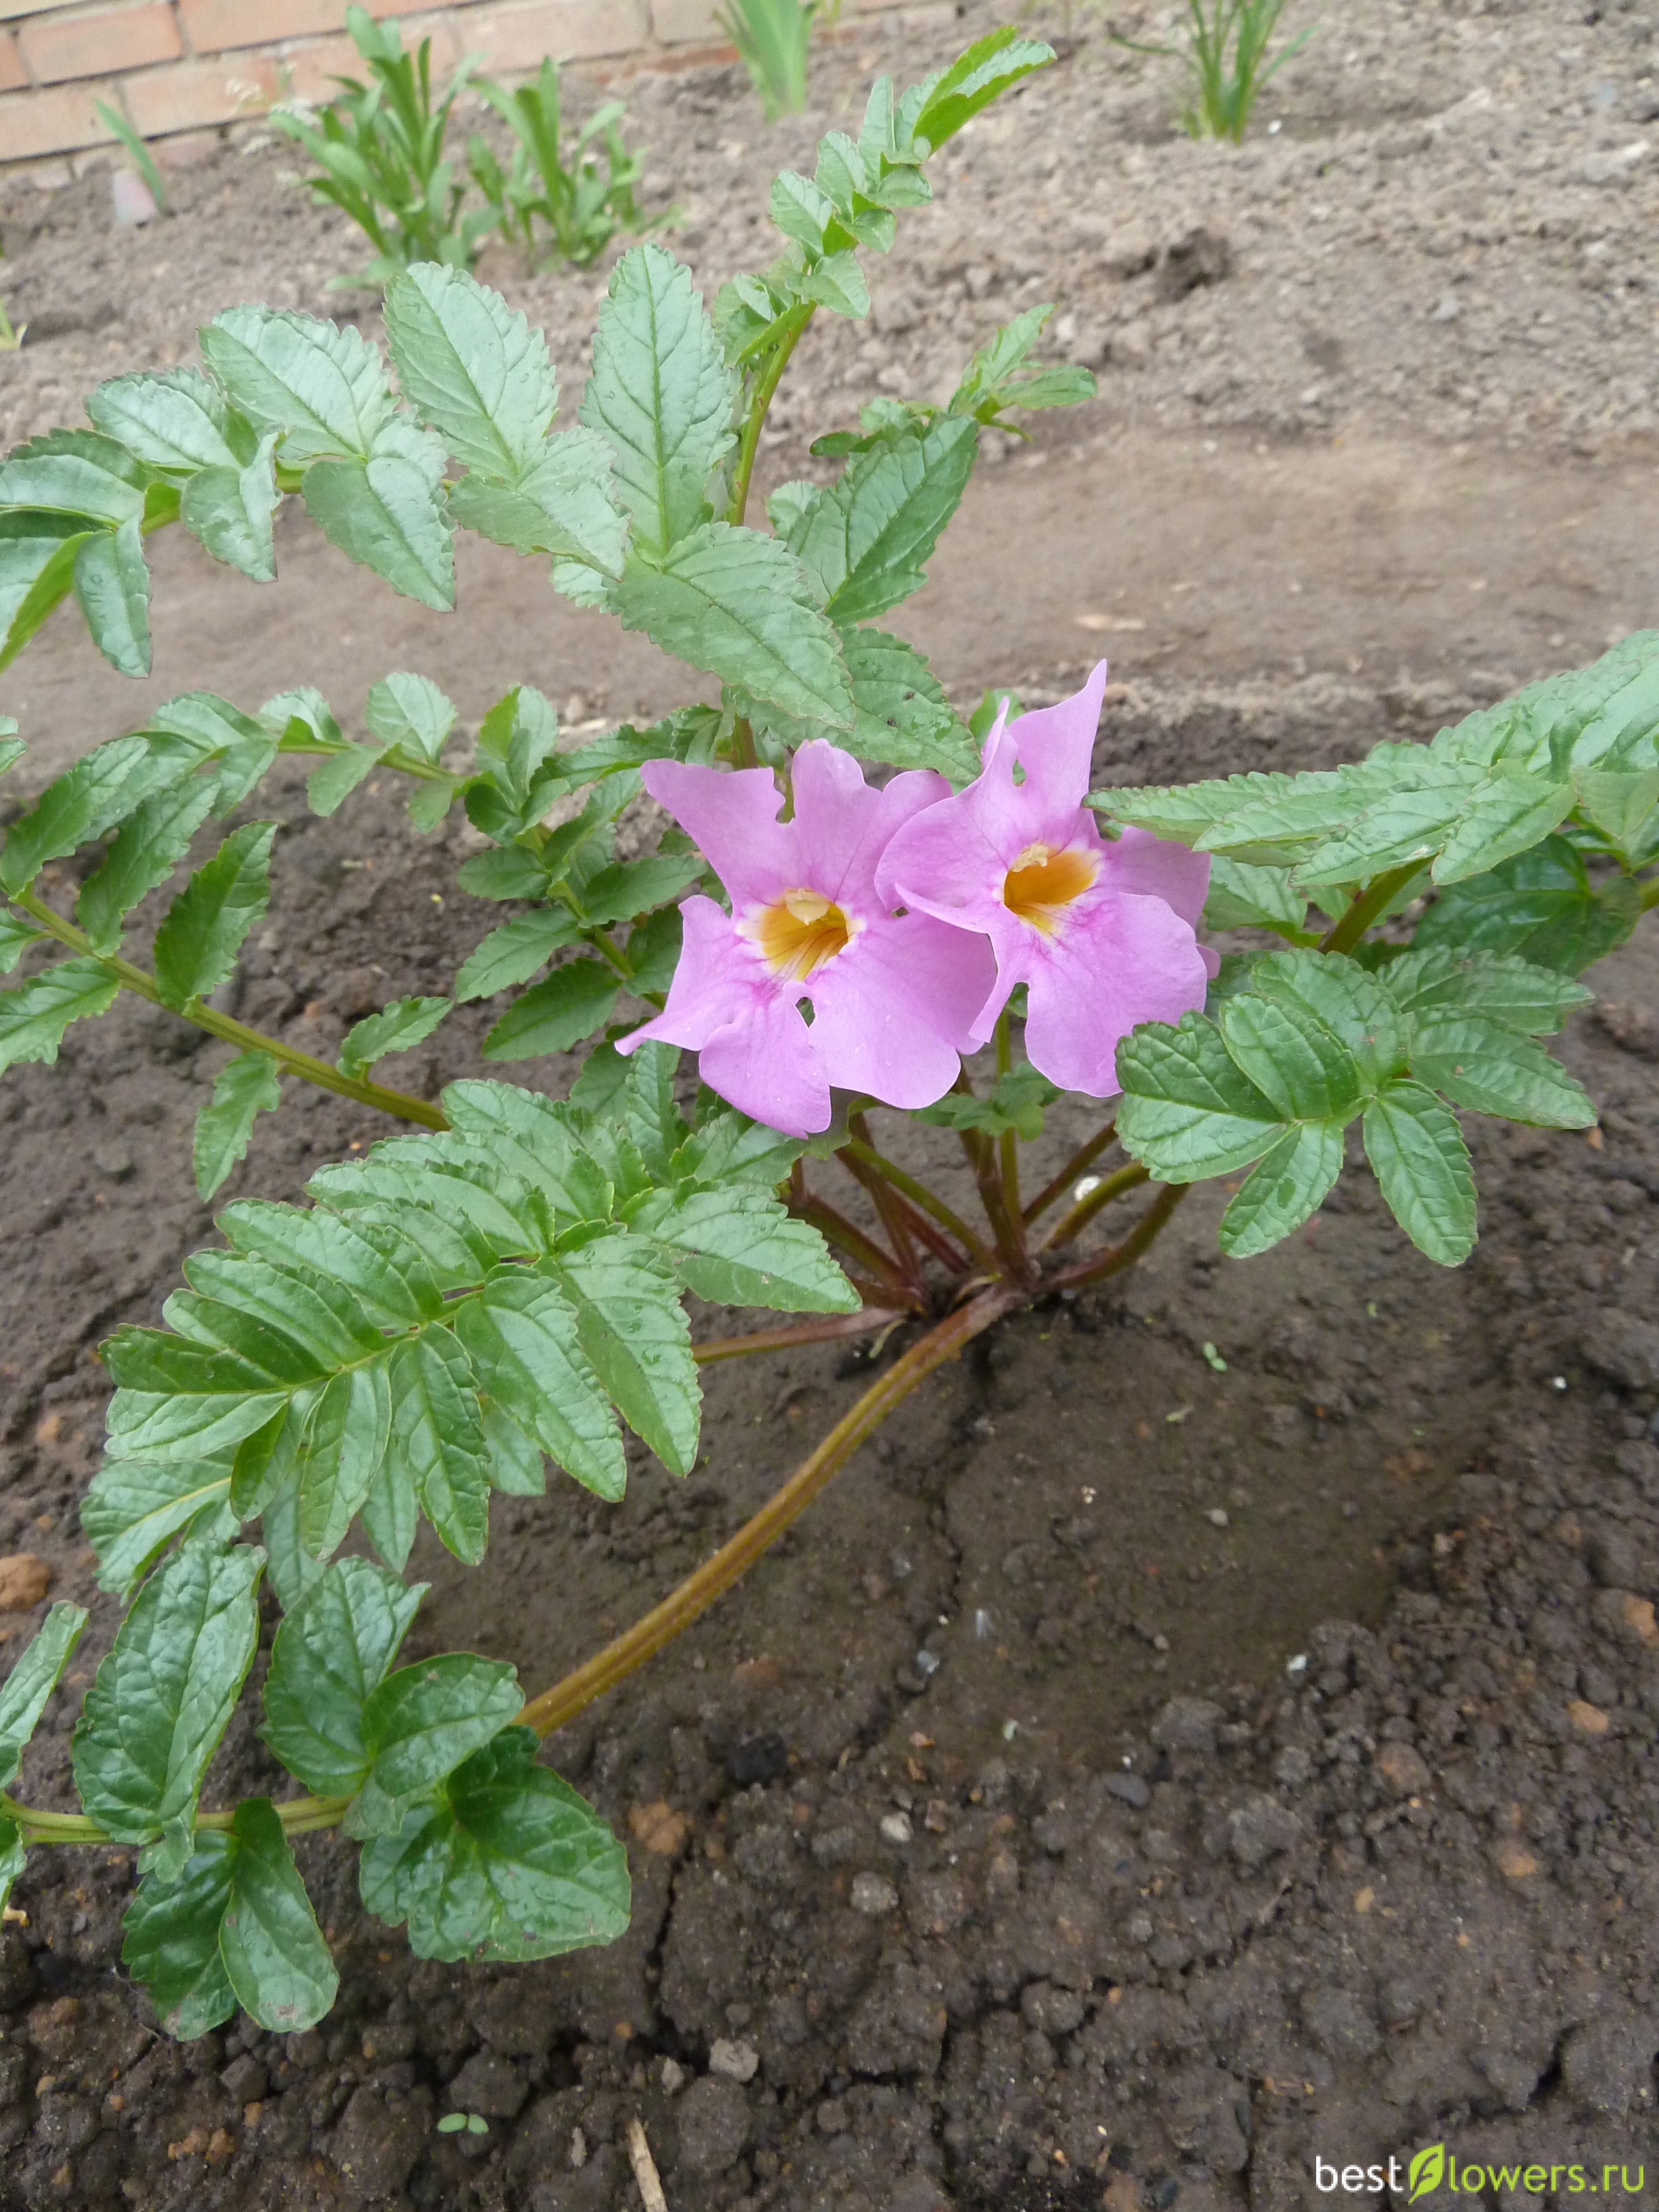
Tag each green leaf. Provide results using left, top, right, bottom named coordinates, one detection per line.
left=1413, top=835, right=1641, bottom=975
left=302, top=451, right=455, bottom=611
left=0, top=428, right=149, bottom=525
left=799, top=251, right=870, bottom=319
left=0, top=909, right=42, bottom=975
left=1216, top=994, right=1364, bottom=1123
left=0, top=731, right=157, bottom=895
left=472, top=681, right=562, bottom=810
left=261, top=1555, right=426, bottom=1798
left=915, top=1063, right=1059, bottom=1141
left=104, top=1330, right=289, bottom=1464
left=1432, top=771, right=1578, bottom=884
left=359, top=1724, right=630, bottom=1962
left=670, top=1107, right=803, bottom=1191
left=448, top=428, right=628, bottom=581
left=80, top=1459, right=234, bottom=1602
left=365, top=670, right=456, bottom=762
left=1363, top=1080, right=1477, bottom=1267
left=1116, top=1012, right=1284, bottom=1180
left=911, top=28, right=1054, bottom=152
left=455, top=910, right=582, bottom=1002
left=550, top=1235, right=699, bottom=1475
left=622, top=1040, right=686, bottom=1177
left=1217, top=1120, right=1346, bottom=1257
left=1203, top=858, right=1308, bottom=935
left=628, top=1186, right=858, bottom=1313
left=390, top=1331, right=491, bottom=1565
left=298, top=1359, right=393, bottom=1560
left=1408, top=1015, right=1596, bottom=1129
left=0, top=956, right=121, bottom=1073
left=306, top=741, right=385, bottom=817
left=1575, top=763, right=1659, bottom=851
left=121, top=1830, right=238, bottom=2039
left=439, top=1080, right=615, bottom=1225
left=787, top=418, right=977, bottom=626
left=72, top=1538, right=264, bottom=1879
left=0, top=1820, right=24, bottom=1921
left=769, top=170, right=835, bottom=253
left=216, top=1797, right=339, bottom=2033
left=0, top=1602, right=88, bottom=1793
left=483, top=960, right=619, bottom=1060
left=624, top=904, right=682, bottom=994
left=339, top=995, right=451, bottom=1080
left=580, top=242, right=736, bottom=560
left=179, top=435, right=281, bottom=583
left=193, top=1050, right=282, bottom=1201
left=0, top=514, right=93, bottom=672
left=383, top=264, right=558, bottom=480
left=199, top=306, right=394, bottom=468
left=348, top=1652, right=523, bottom=1840
left=151, top=821, right=275, bottom=1010
left=1381, top=947, right=1592, bottom=1035
left=575, top=853, right=702, bottom=926
left=482, top=1400, right=545, bottom=1496
left=838, top=627, right=980, bottom=781
left=220, top=1202, right=444, bottom=1329
left=87, top=368, right=243, bottom=472
left=1244, top=950, right=1408, bottom=1092
left=259, top=1473, right=325, bottom=1613
left=76, top=777, right=219, bottom=954
left=73, top=516, right=152, bottom=677
left=616, top=523, right=853, bottom=731
left=452, top=1270, right=625, bottom=1501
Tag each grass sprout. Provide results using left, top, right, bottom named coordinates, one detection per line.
left=1115, top=0, right=1314, bottom=143
left=718, top=0, right=840, bottom=121
left=469, top=59, right=665, bottom=269
left=94, top=101, right=169, bottom=213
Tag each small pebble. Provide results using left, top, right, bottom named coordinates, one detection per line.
left=1206, top=1507, right=1229, bottom=1528
left=1103, top=1771, right=1151, bottom=1809
left=707, top=2037, right=758, bottom=2084
left=879, top=1812, right=913, bottom=1845
left=0, top=1554, right=52, bottom=1611
left=851, top=1872, right=899, bottom=1917
left=659, top=2058, right=687, bottom=2095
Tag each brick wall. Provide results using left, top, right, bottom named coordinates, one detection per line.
left=0, top=0, right=907, bottom=172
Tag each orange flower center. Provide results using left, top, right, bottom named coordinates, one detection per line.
left=746, top=888, right=856, bottom=981
left=1002, top=842, right=1097, bottom=935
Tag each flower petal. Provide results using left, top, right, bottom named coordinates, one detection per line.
left=1104, top=824, right=1212, bottom=933
left=1021, top=891, right=1212, bottom=1098
left=807, top=916, right=995, bottom=1105
left=642, top=760, right=794, bottom=905
left=698, top=991, right=830, bottom=1136
left=617, top=896, right=758, bottom=1055
left=1005, top=659, right=1109, bottom=830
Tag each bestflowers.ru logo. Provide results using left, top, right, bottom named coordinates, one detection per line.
left=1315, top=2146, right=1647, bottom=2199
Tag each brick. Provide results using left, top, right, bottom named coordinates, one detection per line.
left=0, top=77, right=117, bottom=159
left=121, top=52, right=278, bottom=134
left=650, top=0, right=724, bottom=43
left=459, top=0, right=649, bottom=73
left=21, top=3, right=181, bottom=85
left=0, top=29, right=25, bottom=89
left=178, top=0, right=409, bottom=56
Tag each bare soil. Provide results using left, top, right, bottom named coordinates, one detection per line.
left=1, top=4, right=1658, bottom=2210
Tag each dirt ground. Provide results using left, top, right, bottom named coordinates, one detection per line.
left=1, top=3, right=1658, bottom=2209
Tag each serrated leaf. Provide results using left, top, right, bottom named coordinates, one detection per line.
left=0, top=956, right=121, bottom=1073
left=121, top=1830, right=238, bottom=2039
left=0, top=1603, right=88, bottom=1793
left=358, top=1725, right=629, bottom=1963
left=788, top=418, right=977, bottom=626
left=200, top=306, right=393, bottom=467
left=217, top=1797, right=338, bottom=2032
left=0, top=1820, right=24, bottom=1921
left=339, top=995, right=451, bottom=1080
left=1244, top=950, right=1408, bottom=1092
left=104, top=1332, right=289, bottom=1465
left=0, top=514, right=93, bottom=673
left=87, top=368, right=243, bottom=472
left=452, top=1271, right=625, bottom=1501
left=617, top=523, right=853, bottom=731
left=1217, top=994, right=1364, bottom=1123
left=1408, top=1014, right=1596, bottom=1128
left=448, top=428, right=629, bottom=580
left=383, top=264, right=557, bottom=480
left=0, top=731, right=157, bottom=895
left=77, top=776, right=218, bottom=954
left=365, top=670, right=456, bottom=762
left=1575, top=763, right=1659, bottom=851
left=483, top=960, right=619, bottom=1061
left=362, top=1447, right=419, bottom=1576
left=622, top=1040, right=686, bottom=1177
left=220, top=1202, right=444, bottom=1328
left=390, top=1331, right=491, bottom=1566
left=482, top=1400, right=545, bottom=1496
left=1414, top=835, right=1641, bottom=976
left=347, top=1652, right=523, bottom=1840
left=1431, top=771, right=1577, bottom=883
left=455, top=910, right=582, bottom=1001
left=1382, top=947, right=1592, bottom=1035
left=179, top=1250, right=384, bottom=1372
left=770, top=169, right=835, bottom=252
left=0, top=428, right=149, bottom=525
left=261, top=1556, right=426, bottom=1798
left=550, top=1235, right=699, bottom=1475
left=1363, top=1080, right=1477, bottom=1266
left=151, top=821, right=274, bottom=1010
left=630, top=1185, right=859, bottom=1313
left=193, top=1049, right=282, bottom=1200
left=72, top=1538, right=264, bottom=1879
left=179, top=435, right=280, bottom=583
left=302, top=451, right=455, bottom=611
left=1203, top=858, right=1307, bottom=935
left=580, top=243, right=735, bottom=561
left=80, top=1460, right=234, bottom=1601
left=438, top=1080, right=615, bottom=1225
left=1116, top=1012, right=1284, bottom=1180
left=670, top=1107, right=804, bottom=1191
left=0, top=909, right=43, bottom=974
left=298, top=1360, right=392, bottom=1560
left=911, top=28, right=1054, bottom=151
left=259, top=1473, right=325, bottom=1613
left=73, top=516, right=152, bottom=676
left=1217, top=1120, right=1345, bottom=1257
left=306, top=741, right=385, bottom=816
left=799, top=251, right=870, bottom=319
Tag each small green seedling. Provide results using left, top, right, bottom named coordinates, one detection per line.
left=1115, top=0, right=1314, bottom=142
left=469, top=58, right=663, bottom=269
left=719, top=0, right=840, bottom=120
left=95, top=100, right=169, bottom=214
left=437, top=2112, right=490, bottom=2135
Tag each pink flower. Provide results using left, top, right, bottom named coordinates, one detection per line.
left=617, top=743, right=996, bottom=1137
left=875, top=662, right=1216, bottom=1099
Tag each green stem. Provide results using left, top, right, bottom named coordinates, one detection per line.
left=727, top=304, right=815, bottom=530
left=1318, top=863, right=1422, bottom=958
left=1034, top=1160, right=1150, bottom=1256
left=516, top=1279, right=1020, bottom=1740
left=0, top=1790, right=352, bottom=1848
left=841, top=1136, right=996, bottom=1273
left=11, top=888, right=448, bottom=1131
left=1023, top=1119, right=1117, bottom=1227
left=1638, top=874, right=1659, bottom=913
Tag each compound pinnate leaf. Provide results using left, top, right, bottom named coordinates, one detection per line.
left=87, top=368, right=243, bottom=472
left=338, top=995, right=451, bottom=1080
left=72, top=1538, right=264, bottom=1880
left=77, top=777, right=220, bottom=955
left=261, top=1556, right=426, bottom=1798
left=580, top=243, right=735, bottom=560
left=788, top=417, right=977, bottom=627
left=179, top=436, right=281, bottom=584
left=193, top=1050, right=282, bottom=1201
left=616, top=523, right=854, bottom=733
left=73, top=517, right=152, bottom=677
left=1115, top=1012, right=1284, bottom=1181
left=347, top=1653, right=523, bottom=1840
left=217, top=1798, right=339, bottom=2033
left=305, top=742, right=384, bottom=819
left=301, top=451, right=455, bottom=611
left=383, top=264, right=558, bottom=481
left=0, top=909, right=41, bottom=975
left=627, top=1186, right=859, bottom=1313
left=390, top=1331, right=491, bottom=1566
left=482, top=1401, right=546, bottom=1497
left=1245, top=951, right=1408, bottom=1093
left=911, top=28, right=1054, bottom=152
left=1217, top=1120, right=1346, bottom=1258
left=220, top=1202, right=443, bottom=1330
left=0, top=515, right=94, bottom=674
left=359, top=1725, right=630, bottom=1963
left=1413, top=834, right=1641, bottom=977
left=200, top=306, right=393, bottom=468
left=455, top=912, right=582, bottom=1003
left=482, top=960, right=619, bottom=1061
left=0, top=428, right=150, bottom=525
left=1408, top=1014, right=1596, bottom=1130
left=1362, top=1081, right=1477, bottom=1267
left=1217, top=992, right=1364, bottom=1124
left=452, top=1270, right=626, bottom=1502
left=0, top=731, right=156, bottom=895
left=0, top=957, right=122, bottom=1074
left=0, top=1602, right=88, bottom=1793
left=365, top=670, right=456, bottom=762
left=151, top=821, right=276, bottom=1010
left=550, top=1235, right=699, bottom=1475
left=80, top=1459, right=235, bottom=1601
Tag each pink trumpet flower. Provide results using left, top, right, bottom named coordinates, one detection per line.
left=875, top=661, right=1217, bottom=1099
left=617, top=743, right=996, bottom=1138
